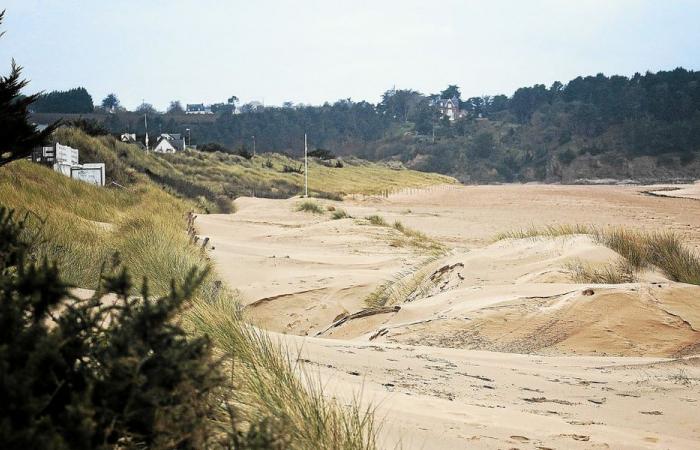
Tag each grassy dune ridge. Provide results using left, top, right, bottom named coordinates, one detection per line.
left=54, top=127, right=456, bottom=213
left=495, top=225, right=700, bottom=285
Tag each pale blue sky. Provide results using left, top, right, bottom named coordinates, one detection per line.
left=2, top=0, right=699, bottom=110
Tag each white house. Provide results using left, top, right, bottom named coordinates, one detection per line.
left=435, top=96, right=465, bottom=121
left=153, top=133, right=186, bottom=153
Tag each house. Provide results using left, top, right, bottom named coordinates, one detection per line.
left=153, top=133, right=186, bottom=153
left=121, top=133, right=146, bottom=150
left=435, top=96, right=465, bottom=121
left=186, top=103, right=213, bottom=114
left=121, top=133, right=136, bottom=143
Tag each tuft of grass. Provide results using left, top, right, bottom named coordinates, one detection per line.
left=567, top=258, right=637, bottom=284
left=495, top=225, right=700, bottom=285
left=364, top=255, right=443, bottom=308
left=365, top=215, right=387, bottom=226
left=494, top=224, right=593, bottom=241
left=391, top=220, right=446, bottom=254
left=187, top=296, right=378, bottom=449
left=295, top=200, right=324, bottom=214
left=331, top=209, right=350, bottom=220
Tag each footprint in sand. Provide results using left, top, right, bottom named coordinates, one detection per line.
left=510, top=435, right=530, bottom=442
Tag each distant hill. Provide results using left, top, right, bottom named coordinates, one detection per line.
left=31, top=68, right=700, bottom=183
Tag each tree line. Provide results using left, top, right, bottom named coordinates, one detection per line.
left=27, top=66, right=700, bottom=181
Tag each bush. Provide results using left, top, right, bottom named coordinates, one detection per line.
left=282, top=164, right=303, bottom=174
left=200, top=142, right=229, bottom=153
left=308, top=148, right=335, bottom=159
left=0, top=207, right=283, bottom=449
left=558, top=149, right=576, bottom=165
left=67, top=118, right=109, bottom=136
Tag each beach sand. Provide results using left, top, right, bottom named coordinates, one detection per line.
left=198, top=183, right=700, bottom=449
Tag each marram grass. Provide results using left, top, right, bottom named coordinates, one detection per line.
left=495, top=225, right=700, bottom=285
left=0, top=158, right=379, bottom=449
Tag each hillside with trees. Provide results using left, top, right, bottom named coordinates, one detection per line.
left=30, top=68, right=700, bottom=183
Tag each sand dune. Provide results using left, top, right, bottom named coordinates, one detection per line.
left=198, top=183, right=700, bottom=449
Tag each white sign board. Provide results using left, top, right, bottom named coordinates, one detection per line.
left=55, top=143, right=79, bottom=165
left=70, top=164, right=105, bottom=186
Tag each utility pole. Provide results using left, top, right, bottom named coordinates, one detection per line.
left=252, top=135, right=256, bottom=157
left=304, top=133, right=308, bottom=197
left=144, top=113, right=149, bottom=152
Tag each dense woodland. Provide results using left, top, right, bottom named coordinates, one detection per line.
left=31, top=68, right=700, bottom=182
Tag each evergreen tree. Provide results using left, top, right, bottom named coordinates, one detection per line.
left=0, top=11, right=58, bottom=167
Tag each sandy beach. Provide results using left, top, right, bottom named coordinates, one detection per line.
left=198, top=183, right=700, bottom=449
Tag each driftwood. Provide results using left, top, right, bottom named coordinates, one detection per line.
left=315, top=306, right=401, bottom=336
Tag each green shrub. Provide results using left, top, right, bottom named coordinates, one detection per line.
left=0, top=207, right=284, bottom=449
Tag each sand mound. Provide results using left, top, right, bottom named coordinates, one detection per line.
left=386, top=284, right=700, bottom=357
left=198, top=186, right=700, bottom=449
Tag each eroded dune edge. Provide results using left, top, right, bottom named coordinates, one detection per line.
left=198, top=184, right=700, bottom=450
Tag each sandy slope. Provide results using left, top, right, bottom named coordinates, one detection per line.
left=197, top=183, right=700, bottom=449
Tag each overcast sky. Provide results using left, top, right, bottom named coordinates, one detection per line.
left=2, top=0, right=699, bottom=110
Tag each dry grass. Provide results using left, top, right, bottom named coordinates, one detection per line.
left=567, top=258, right=637, bottom=284
left=54, top=127, right=455, bottom=210
left=493, top=224, right=593, bottom=241
left=331, top=209, right=350, bottom=220
left=0, top=159, right=379, bottom=449
left=296, top=200, right=324, bottom=214
left=187, top=295, right=377, bottom=449
left=390, top=220, right=446, bottom=254
left=364, top=255, right=444, bottom=308
left=364, top=215, right=387, bottom=226
left=495, top=225, right=700, bottom=285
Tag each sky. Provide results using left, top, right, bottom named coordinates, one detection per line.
left=1, top=0, right=699, bottom=110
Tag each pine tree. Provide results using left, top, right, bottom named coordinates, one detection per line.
left=0, top=10, right=58, bottom=167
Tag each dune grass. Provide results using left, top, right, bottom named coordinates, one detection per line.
left=296, top=200, right=324, bottom=214
left=0, top=160, right=378, bottom=449
left=390, top=220, right=446, bottom=254
left=331, top=208, right=350, bottom=220
left=365, top=215, right=387, bottom=226
left=54, top=128, right=455, bottom=209
left=493, top=224, right=594, bottom=241
left=188, top=296, right=377, bottom=449
left=364, top=255, right=444, bottom=308
left=0, top=160, right=200, bottom=294
left=566, top=258, right=637, bottom=284
left=495, top=225, right=700, bottom=285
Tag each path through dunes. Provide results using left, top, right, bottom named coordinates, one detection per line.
left=197, top=184, right=700, bottom=449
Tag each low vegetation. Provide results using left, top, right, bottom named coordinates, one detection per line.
left=0, top=207, right=289, bottom=449
left=390, top=220, right=446, bottom=253
left=188, top=297, right=377, bottom=449
left=53, top=127, right=454, bottom=210
left=496, top=225, right=700, bottom=285
left=296, top=200, right=324, bottom=214
left=567, top=258, right=637, bottom=284
left=0, top=160, right=378, bottom=449
left=365, top=215, right=387, bottom=226
left=364, top=255, right=444, bottom=308
left=362, top=215, right=446, bottom=254
left=331, top=208, right=350, bottom=220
